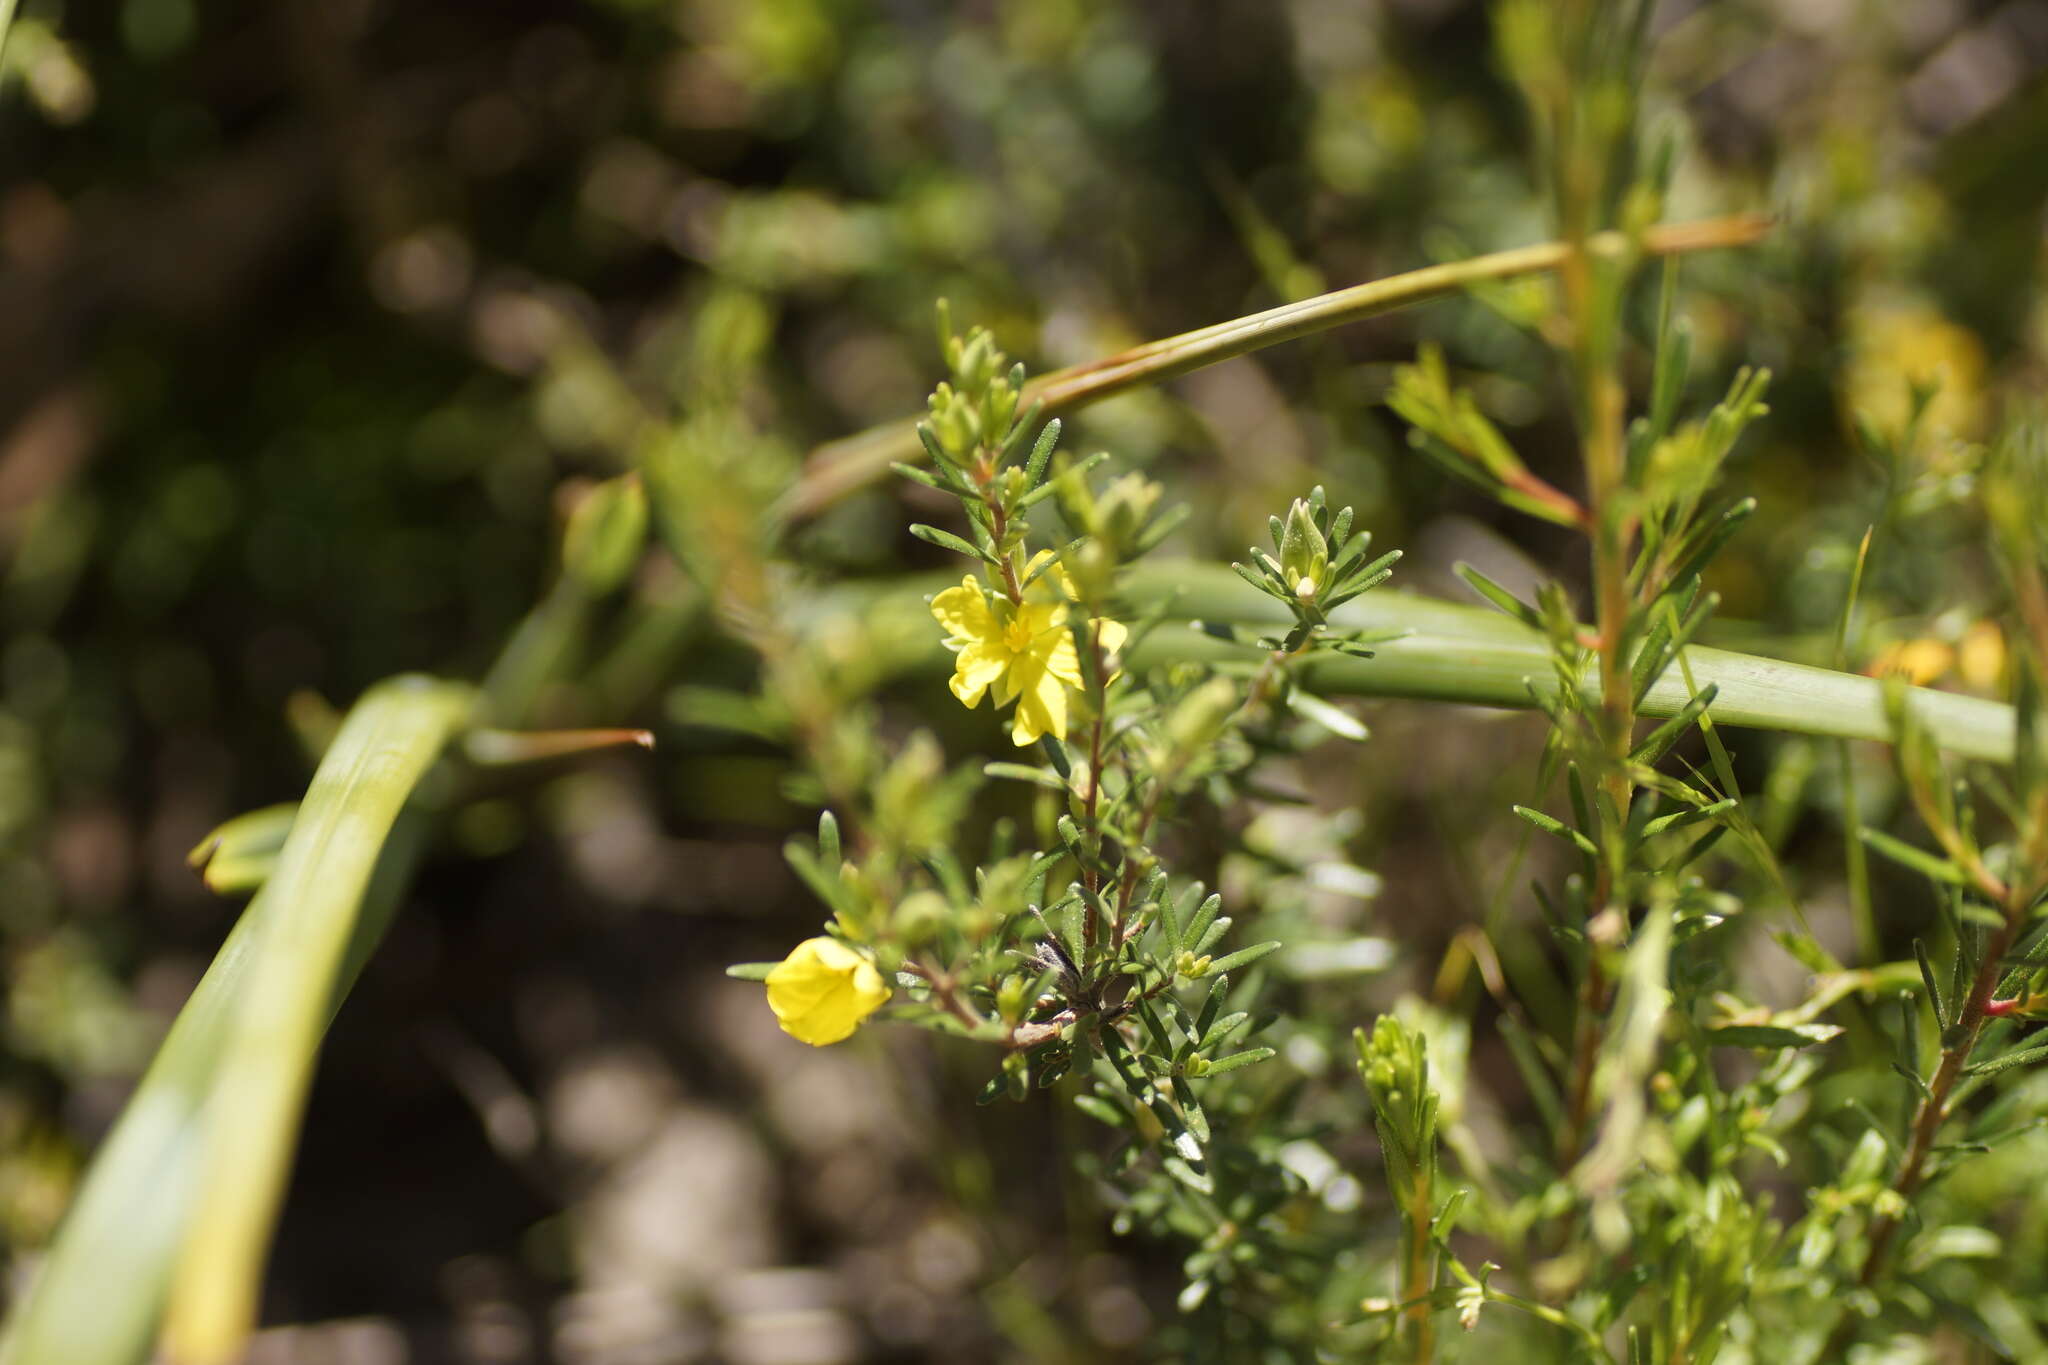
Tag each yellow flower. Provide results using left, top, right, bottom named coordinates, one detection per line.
left=764, top=936, right=891, bottom=1046
left=1958, top=620, right=2006, bottom=694
left=929, top=557, right=1128, bottom=746
left=1843, top=300, right=1986, bottom=444
left=1869, top=637, right=1955, bottom=687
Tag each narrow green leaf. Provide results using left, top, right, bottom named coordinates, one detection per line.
left=1021, top=418, right=1062, bottom=485
left=817, top=810, right=840, bottom=870
left=1514, top=805, right=1598, bottom=859
left=1963, top=1041, right=2048, bottom=1077
left=910, top=522, right=996, bottom=563
left=1287, top=689, right=1369, bottom=741
left=1497, top=1014, right=1564, bottom=1131
left=1455, top=562, right=1542, bottom=628
left=1706, top=1023, right=1843, bottom=1050
left=888, top=460, right=951, bottom=492
left=1202, top=1047, right=1276, bottom=1075
left=1194, top=976, right=1229, bottom=1041
left=1648, top=312, right=1691, bottom=442
left=6, top=679, right=474, bottom=1365
left=1914, top=939, right=1948, bottom=1029
left=1204, top=940, right=1282, bottom=975
left=785, top=840, right=847, bottom=914
left=1000, top=400, right=1049, bottom=463
left=1074, top=1094, right=1127, bottom=1127
left=1629, top=684, right=1719, bottom=764
left=1017, top=451, right=1109, bottom=508
left=1861, top=828, right=1966, bottom=885
left=1191, top=915, right=1233, bottom=957
left=984, top=761, right=1067, bottom=789
left=186, top=804, right=299, bottom=896
left=1640, top=797, right=1735, bottom=838
left=1133, top=502, right=1193, bottom=556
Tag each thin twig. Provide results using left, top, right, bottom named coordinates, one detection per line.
left=780, top=215, right=1773, bottom=521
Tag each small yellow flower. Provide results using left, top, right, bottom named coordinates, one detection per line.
left=929, top=556, right=1128, bottom=746
left=1869, top=637, right=1955, bottom=687
left=1843, top=299, right=1986, bottom=444
left=764, top=937, right=891, bottom=1046
left=1958, top=620, right=2006, bottom=694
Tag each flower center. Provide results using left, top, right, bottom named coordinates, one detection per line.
left=1002, top=617, right=1035, bottom=653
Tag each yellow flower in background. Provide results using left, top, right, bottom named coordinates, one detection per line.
left=764, top=937, right=890, bottom=1045
left=1869, top=636, right=1954, bottom=687
left=929, top=556, right=1128, bottom=746
left=1842, top=299, right=1986, bottom=445
left=1958, top=620, right=2007, bottom=694
left=1867, top=621, right=2007, bottom=695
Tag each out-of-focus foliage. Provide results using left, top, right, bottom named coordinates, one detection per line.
left=5, top=0, right=2048, bottom=1361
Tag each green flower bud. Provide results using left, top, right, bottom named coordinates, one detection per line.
left=985, top=374, right=1019, bottom=442
left=893, top=889, right=951, bottom=944
left=1052, top=455, right=1100, bottom=536
left=562, top=473, right=648, bottom=595
left=955, top=329, right=1002, bottom=392
left=1356, top=1016, right=1438, bottom=1166
left=1097, top=473, right=1163, bottom=550
left=995, top=465, right=1030, bottom=507
left=927, top=383, right=976, bottom=463
left=1065, top=538, right=1118, bottom=603
left=1278, top=497, right=1329, bottom=599
left=1163, top=677, right=1239, bottom=767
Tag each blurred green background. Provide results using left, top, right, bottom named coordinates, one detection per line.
left=2, top=0, right=2047, bottom=1360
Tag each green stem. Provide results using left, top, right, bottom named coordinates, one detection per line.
left=1837, top=738, right=1877, bottom=960
left=781, top=215, right=1771, bottom=520
left=1822, top=883, right=2027, bottom=1356
left=828, top=563, right=2019, bottom=762
left=1122, top=566, right=2017, bottom=761
left=1400, top=1184, right=1437, bottom=1361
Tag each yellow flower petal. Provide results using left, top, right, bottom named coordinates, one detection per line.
left=930, top=576, right=993, bottom=645
left=950, top=641, right=1008, bottom=705
left=764, top=936, right=891, bottom=1046
left=1096, top=617, right=1129, bottom=660
left=1014, top=599, right=1066, bottom=637
left=1008, top=652, right=1066, bottom=745
left=1044, top=615, right=1124, bottom=691
left=1020, top=548, right=1087, bottom=604
left=1042, top=626, right=1083, bottom=691
left=991, top=661, right=1020, bottom=707
left=928, top=554, right=1125, bottom=747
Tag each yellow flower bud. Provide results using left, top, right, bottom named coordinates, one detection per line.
left=763, top=936, right=891, bottom=1046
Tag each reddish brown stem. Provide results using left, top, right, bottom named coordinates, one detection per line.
left=1825, top=895, right=2026, bottom=1354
